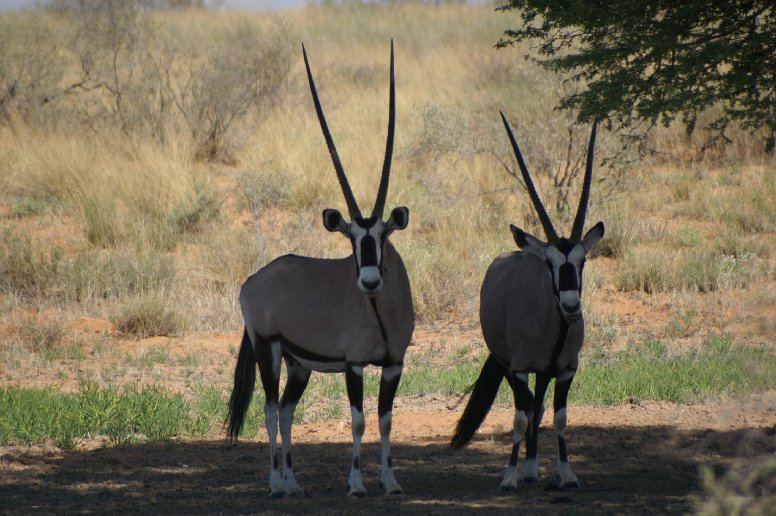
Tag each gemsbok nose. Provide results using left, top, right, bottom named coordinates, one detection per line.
left=361, top=277, right=382, bottom=292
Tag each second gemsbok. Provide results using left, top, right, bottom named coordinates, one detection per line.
left=227, top=41, right=414, bottom=498
left=451, top=113, right=604, bottom=491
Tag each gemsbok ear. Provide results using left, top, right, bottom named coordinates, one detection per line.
left=581, top=221, right=605, bottom=252
left=510, top=224, right=546, bottom=257
left=323, top=209, right=348, bottom=234
left=385, top=206, right=409, bottom=234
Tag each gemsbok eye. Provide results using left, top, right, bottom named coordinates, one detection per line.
left=452, top=113, right=604, bottom=491
left=227, top=41, right=413, bottom=498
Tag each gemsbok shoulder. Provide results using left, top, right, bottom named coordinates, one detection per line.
left=227, top=41, right=414, bottom=498
left=450, top=112, right=604, bottom=491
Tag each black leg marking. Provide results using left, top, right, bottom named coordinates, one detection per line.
left=346, top=364, right=364, bottom=412
left=272, top=453, right=279, bottom=469
left=508, top=443, right=519, bottom=467
left=285, top=453, right=292, bottom=469
left=378, top=364, right=402, bottom=417
left=353, top=457, right=360, bottom=470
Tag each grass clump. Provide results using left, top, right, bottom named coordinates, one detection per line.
left=0, top=231, right=64, bottom=299
left=695, top=457, right=776, bottom=516
left=113, top=295, right=187, bottom=338
left=14, top=313, right=67, bottom=354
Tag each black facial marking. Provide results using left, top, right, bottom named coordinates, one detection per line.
left=556, top=240, right=576, bottom=255
left=354, top=216, right=379, bottom=229
left=361, top=235, right=378, bottom=267
left=558, top=262, right=579, bottom=291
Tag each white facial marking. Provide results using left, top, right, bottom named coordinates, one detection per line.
left=560, top=289, right=581, bottom=307
left=568, top=245, right=585, bottom=265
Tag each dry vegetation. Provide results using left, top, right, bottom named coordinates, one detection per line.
left=0, top=2, right=774, bottom=512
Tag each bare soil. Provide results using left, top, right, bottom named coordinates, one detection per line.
left=1, top=385, right=774, bottom=515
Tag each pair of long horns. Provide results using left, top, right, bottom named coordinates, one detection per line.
left=303, top=41, right=395, bottom=221
left=500, top=112, right=597, bottom=242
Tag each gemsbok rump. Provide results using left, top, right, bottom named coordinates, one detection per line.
left=450, top=113, right=604, bottom=490
left=227, top=42, right=414, bottom=498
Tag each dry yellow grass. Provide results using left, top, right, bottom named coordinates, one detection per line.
left=0, top=2, right=773, bottom=341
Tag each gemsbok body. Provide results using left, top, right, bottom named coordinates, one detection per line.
left=227, top=42, right=414, bottom=498
left=451, top=113, right=604, bottom=491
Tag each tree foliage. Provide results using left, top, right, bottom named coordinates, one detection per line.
left=497, top=1, right=776, bottom=152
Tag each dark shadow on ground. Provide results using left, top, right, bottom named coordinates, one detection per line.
left=1, top=424, right=773, bottom=515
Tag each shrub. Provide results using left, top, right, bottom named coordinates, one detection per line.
left=112, top=294, right=187, bottom=338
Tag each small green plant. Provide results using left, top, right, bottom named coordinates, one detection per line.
left=10, top=196, right=49, bottom=217
left=126, top=345, right=171, bottom=369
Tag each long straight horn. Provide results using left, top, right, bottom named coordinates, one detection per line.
left=303, top=43, right=362, bottom=219
left=571, top=120, right=597, bottom=240
left=372, top=39, right=395, bottom=219
left=500, top=111, right=558, bottom=242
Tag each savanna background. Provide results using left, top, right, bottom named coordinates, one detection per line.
left=0, top=1, right=774, bottom=514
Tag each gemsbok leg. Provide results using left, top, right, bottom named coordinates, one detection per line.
left=378, top=364, right=404, bottom=494
left=524, top=373, right=550, bottom=483
left=501, top=372, right=532, bottom=491
left=278, top=358, right=312, bottom=495
left=255, top=339, right=283, bottom=497
left=346, top=364, right=367, bottom=496
left=554, top=370, right=580, bottom=488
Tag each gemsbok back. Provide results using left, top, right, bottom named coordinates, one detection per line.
left=450, top=113, right=604, bottom=490
left=227, top=42, right=414, bottom=498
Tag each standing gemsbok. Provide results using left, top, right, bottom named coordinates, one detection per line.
left=451, top=113, right=604, bottom=490
left=227, top=42, right=413, bottom=498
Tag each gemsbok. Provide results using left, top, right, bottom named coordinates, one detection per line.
left=226, top=42, right=414, bottom=498
left=450, top=113, right=604, bottom=491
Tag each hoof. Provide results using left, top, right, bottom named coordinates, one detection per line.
left=380, top=482, right=404, bottom=496
left=498, top=484, right=518, bottom=493
left=559, top=480, right=581, bottom=489
left=347, top=489, right=367, bottom=498
left=269, top=490, right=285, bottom=499
left=523, top=476, right=541, bottom=485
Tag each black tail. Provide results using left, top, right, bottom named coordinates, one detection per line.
left=450, top=354, right=506, bottom=449
left=226, top=328, right=256, bottom=440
